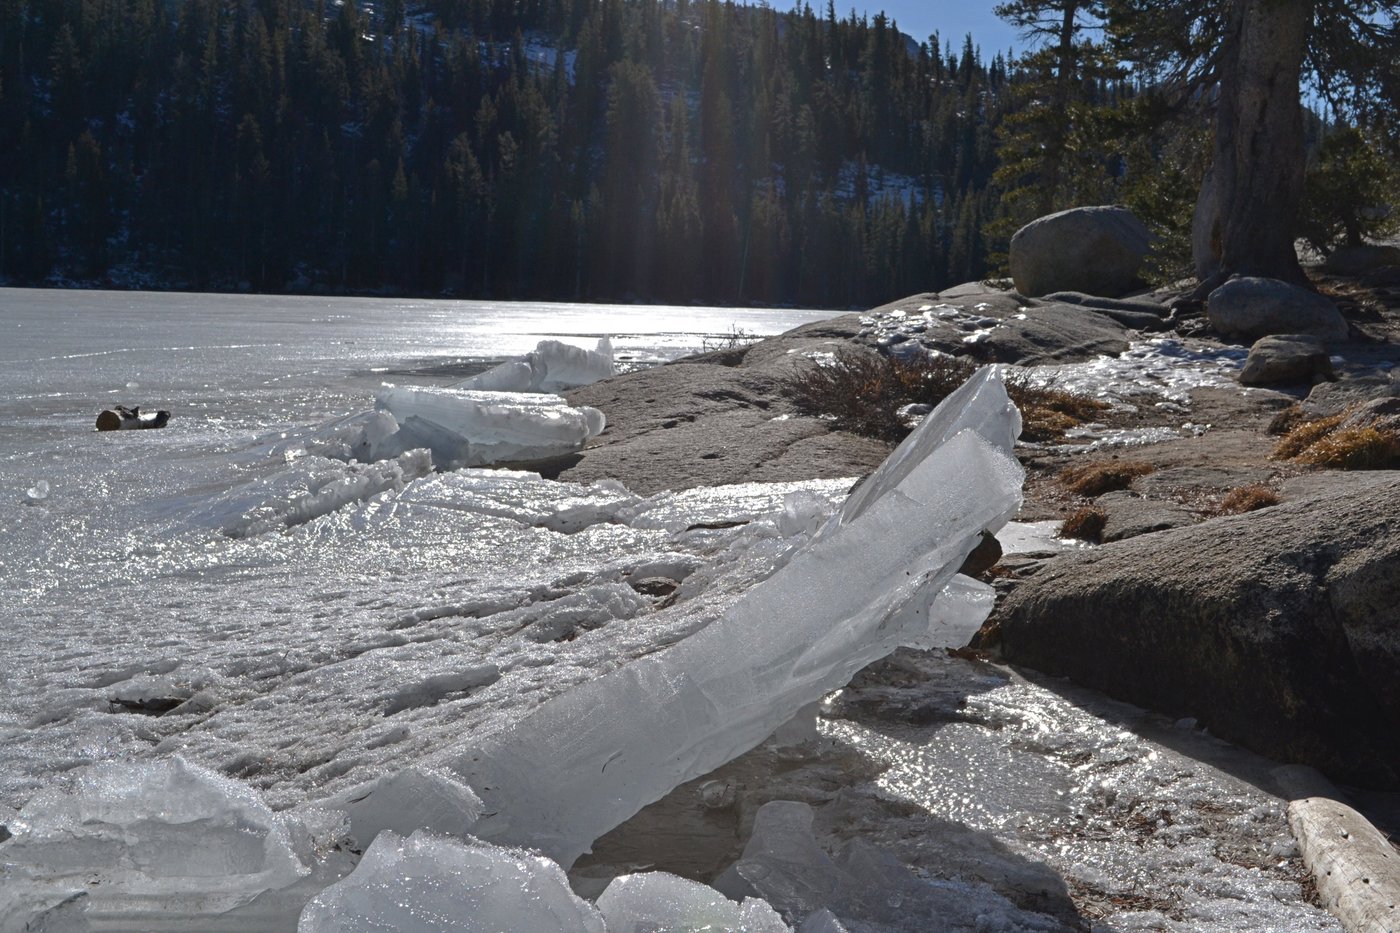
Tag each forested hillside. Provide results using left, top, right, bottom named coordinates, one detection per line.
left=0, top=0, right=1133, bottom=305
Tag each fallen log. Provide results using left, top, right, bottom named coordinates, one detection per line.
left=95, top=406, right=170, bottom=431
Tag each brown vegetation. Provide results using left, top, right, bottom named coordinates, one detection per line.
left=782, top=348, right=1105, bottom=443
left=1059, top=506, right=1108, bottom=543
left=1295, top=426, right=1399, bottom=469
left=1059, top=460, right=1155, bottom=497
left=1273, top=407, right=1400, bottom=469
left=1216, top=485, right=1281, bottom=515
left=1267, top=404, right=1307, bottom=436
left=1272, top=413, right=1346, bottom=459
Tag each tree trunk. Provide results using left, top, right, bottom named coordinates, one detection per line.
left=1207, top=0, right=1313, bottom=286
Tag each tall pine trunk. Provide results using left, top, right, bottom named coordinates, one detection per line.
left=1194, top=0, right=1313, bottom=287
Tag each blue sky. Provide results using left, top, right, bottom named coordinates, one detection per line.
left=841, top=2, right=1024, bottom=58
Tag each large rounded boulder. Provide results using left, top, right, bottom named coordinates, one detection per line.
left=1009, top=206, right=1153, bottom=299
left=1206, top=276, right=1349, bottom=342
left=996, top=474, right=1400, bottom=788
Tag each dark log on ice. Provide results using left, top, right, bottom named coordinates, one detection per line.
left=95, top=406, right=171, bottom=431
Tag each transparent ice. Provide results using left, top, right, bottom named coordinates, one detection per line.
left=451, top=367, right=1024, bottom=866
left=298, top=831, right=606, bottom=933
left=597, top=871, right=789, bottom=932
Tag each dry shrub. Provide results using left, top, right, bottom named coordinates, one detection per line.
left=1060, top=506, right=1108, bottom=543
left=1267, top=404, right=1307, bottom=436
left=1273, top=405, right=1400, bottom=469
left=782, top=348, right=1103, bottom=442
left=1059, top=460, right=1155, bottom=497
left=1216, top=484, right=1280, bottom=515
left=1007, top=376, right=1111, bottom=442
left=782, top=348, right=978, bottom=441
left=1295, top=426, right=1400, bottom=469
left=1273, top=413, right=1345, bottom=459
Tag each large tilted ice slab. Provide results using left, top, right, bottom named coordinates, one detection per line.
left=372, top=385, right=606, bottom=469
left=454, top=337, right=614, bottom=393
left=450, top=367, right=1024, bottom=866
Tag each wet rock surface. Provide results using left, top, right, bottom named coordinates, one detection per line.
left=996, top=476, right=1400, bottom=789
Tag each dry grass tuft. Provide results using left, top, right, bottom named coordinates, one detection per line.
left=781, top=348, right=1104, bottom=443
left=1267, top=404, right=1307, bottom=437
left=1059, top=506, right=1108, bottom=543
left=1295, top=426, right=1400, bottom=469
left=1216, top=484, right=1280, bottom=515
left=1007, top=376, right=1111, bottom=442
left=1272, top=413, right=1346, bottom=459
left=1059, top=460, right=1155, bottom=497
left=1273, top=405, right=1400, bottom=470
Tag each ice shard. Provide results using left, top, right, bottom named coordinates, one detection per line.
left=449, top=366, right=1023, bottom=866
left=597, top=872, right=789, bottom=932
left=454, top=337, right=615, bottom=393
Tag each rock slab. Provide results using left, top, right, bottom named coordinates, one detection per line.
left=997, top=475, right=1400, bottom=788
left=1009, top=206, right=1152, bottom=299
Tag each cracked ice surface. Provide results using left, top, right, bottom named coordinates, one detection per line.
left=451, top=367, right=1024, bottom=866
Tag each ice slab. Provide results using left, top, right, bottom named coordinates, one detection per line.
left=450, top=367, right=1023, bottom=866
left=297, top=831, right=606, bottom=932
left=0, top=757, right=316, bottom=928
left=325, top=767, right=484, bottom=850
left=375, top=385, right=607, bottom=469
left=455, top=337, right=614, bottom=393
left=597, top=871, right=789, bottom=932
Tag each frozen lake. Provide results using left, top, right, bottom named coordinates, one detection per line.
left=0, top=288, right=1345, bottom=932
left=0, top=289, right=839, bottom=806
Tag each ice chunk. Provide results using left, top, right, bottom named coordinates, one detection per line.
left=597, top=872, right=789, bottom=932
left=297, top=831, right=605, bottom=932
left=532, top=336, right=614, bottom=392
left=451, top=368, right=1023, bottom=866
left=455, top=337, right=614, bottom=394
left=457, top=359, right=536, bottom=392
left=1, top=757, right=310, bottom=924
left=326, top=767, right=485, bottom=850
left=376, top=385, right=606, bottom=468
left=898, top=574, right=997, bottom=651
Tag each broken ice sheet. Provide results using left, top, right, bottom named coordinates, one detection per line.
left=375, top=385, right=607, bottom=469
left=449, top=366, right=1023, bottom=866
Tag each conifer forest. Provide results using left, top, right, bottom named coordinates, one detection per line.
left=0, top=0, right=1066, bottom=305
left=1, top=0, right=1390, bottom=305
